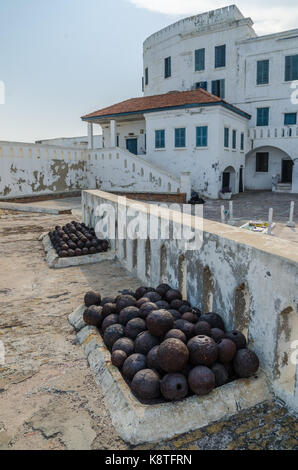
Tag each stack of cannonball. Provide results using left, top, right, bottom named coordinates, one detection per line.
left=83, top=284, right=259, bottom=402
left=49, top=222, right=109, bottom=258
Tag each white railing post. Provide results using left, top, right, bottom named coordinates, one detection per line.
left=287, top=201, right=295, bottom=228
left=180, top=172, right=191, bottom=201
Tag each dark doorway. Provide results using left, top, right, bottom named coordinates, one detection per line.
left=239, top=168, right=244, bottom=193
left=222, top=172, right=230, bottom=191
left=281, top=160, right=293, bottom=183
left=126, top=138, right=138, bottom=155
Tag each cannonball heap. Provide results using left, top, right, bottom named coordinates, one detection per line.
left=48, top=222, right=109, bottom=258
left=82, top=284, right=260, bottom=403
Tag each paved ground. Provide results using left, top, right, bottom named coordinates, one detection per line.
left=0, top=210, right=297, bottom=450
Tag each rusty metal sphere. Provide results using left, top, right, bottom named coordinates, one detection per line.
left=182, top=312, right=197, bottom=324
left=134, top=331, right=160, bottom=355
left=165, top=329, right=187, bottom=344
left=122, top=353, right=147, bottom=381
left=125, top=318, right=146, bottom=340
left=119, top=306, right=140, bottom=325
left=83, top=305, right=103, bottom=328
left=145, top=291, right=162, bottom=303
left=75, top=248, right=82, bottom=256
left=131, top=369, right=161, bottom=400
left=179, top=305, right=192, bottom=315
left=155, top=300, right=170, bottom=310
left=147, top=346, right=163, bottom=374
left=84, top=291, right=101, bottom=307
left=139, top=302, right=158, bottom=319
left=224, top=362, right=236, bottom=381
left=111, top=350, right=127, bottom=368
left=157, top=338, right=189, bottom=373
left=188, top=366, right=215, bottom=396
left=200, top=313, right=225, bottom=331
left=102, top=314, right=119, bottom=332
left=217, top=338, right=237, bottom=364
left=103, top=324, right=125, bottom=349
left=146, top=310, right=174, bottom=337
left=187, top=335, right=218, bottom=366
left=170, top=299, right=183, bottom=310
left=211, top=363, right=229, bottom=387
left=174, top=319, right=195, bottom=339
left=82, top=248, right=89, bottom=256
left=68, top=249, right=75, bottom=257
left=102, top=303, right=117, bottom=319
left=225, top=331, right=247, bottom=350
left=233, top=349, right=260, bottom=378
left=101, top=296, right=117, bottom=306
left=136, top=297, right=150, bottom=308
left=112, top=337, right=135, bottom=356
left=160, top=373, right=188, bottom=401
left=156, top=283, right=172, bottom=298
left=135, top=286, right=152, bottom=300
left=210, top=328, right=225, bottom=343
left=116, top=295, right=137, bottom=313
left=165, top=289, right=183, bottom=303
left=194, top=321, right=211, bottom=337
left=168, top=309, right=181, bottom=321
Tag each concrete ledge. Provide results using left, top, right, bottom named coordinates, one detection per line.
left=0, top=202, right=71, bottom=215
left=69, top=305, right=273, bottom=445
left=41, top=234, right=116, bottom=269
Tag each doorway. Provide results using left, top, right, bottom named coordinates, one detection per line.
left=282, top=160, right=293, bottom=183
left=239, top=167, right=244, bottom=193
left=126, top=138, right=138, bottom=155
left=222, top=172, right=230, bottom=192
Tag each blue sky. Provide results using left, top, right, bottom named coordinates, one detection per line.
left=0, top=0, right=297, bottom=142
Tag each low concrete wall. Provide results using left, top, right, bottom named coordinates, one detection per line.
left=82, top=189, right=298, bottom=413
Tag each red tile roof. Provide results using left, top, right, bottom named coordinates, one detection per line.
left=81, top=89, right=250, bottom=120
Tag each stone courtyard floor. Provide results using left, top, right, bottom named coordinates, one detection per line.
left=0, top=209, right=297, bottom=450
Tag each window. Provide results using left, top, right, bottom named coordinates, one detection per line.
left=285, top=54, right=298, bottom=81
left=145, top=68, right=149, bottom=86
left=215, top=45, right=226, bottom=68
left=195, top=48, right=205, bottom=71
left=232, top=130, right=237, bottom=149
left=256, top=152, right=269, bottom=172
left=284, top=113, right=297, bottom=125
left=257, top=107, right=269, bottom=126
left=212, top=79, right=225, bottom=98
left=257, top=60, right=269, bottom=85
left=175, top=128, right=186, bottom=148
left=224, top=127, right=229, bottom=148
left=165, top=57, right=171, bottom=79
left=142, top=77, right=144, bottom=92
left=240, top=132, right=244, bottom=151
left=116, top=135, right=119, bottom=147
left=196, top=81, right=207, bottom=90
left=155, top=130, right=165, bottom=149
left=196, top=126, right=208, bottom=147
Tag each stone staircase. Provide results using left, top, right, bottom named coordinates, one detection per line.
left=275, top=183, right=292, bottom=193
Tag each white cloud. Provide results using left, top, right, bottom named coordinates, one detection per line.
left=127, top=0, right=298, bottom=35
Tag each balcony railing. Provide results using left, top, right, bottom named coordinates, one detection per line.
left=248, top=126, right=298, bottom=140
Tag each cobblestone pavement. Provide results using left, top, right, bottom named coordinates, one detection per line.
left=0, top=212, right=296, bottom=450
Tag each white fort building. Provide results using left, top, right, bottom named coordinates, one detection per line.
left=82, top=4, right=298, bottom=199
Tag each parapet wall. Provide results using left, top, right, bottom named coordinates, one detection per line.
left=82, top=189, right=298, bottom=413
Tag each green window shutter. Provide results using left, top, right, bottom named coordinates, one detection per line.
left=155, top=130, right=165, bottom=148
left=257, top=108, right=269, bottom=126
left=175, top=128, right=186, bottom=148
left=195, top=49, right=205, bottom=71
left=232, top=130, right=237, bottom=149
left=285, top=55, right=298, bottom=81
left=224, top=128, right=229, bottom=147
left=165, top=57, right=171, bottom=78
left=215, top=45, right=226, bottom=68
left=284, top=113, right=297, bottom=125
left=257, top=60, right=269, bottom=85
left=196, top=126, right=208, bottom=147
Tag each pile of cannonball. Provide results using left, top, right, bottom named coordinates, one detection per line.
left=83, top=284, right=259, bottom=402
left=49, top=222, right=109, bottom=258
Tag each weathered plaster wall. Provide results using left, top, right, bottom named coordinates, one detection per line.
left=82, top=189, right=298, bottom=413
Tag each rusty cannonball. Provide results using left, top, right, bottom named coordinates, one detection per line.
left=112, top=337, right=135, bottom=356
left=168, top=309, right=181, bottom=321
left=135, top=286, right=150, bottom=300
left=125, top=318, right=146, bottom=340
left=119, top=306, right=140, bottom=325
left=101, top=296, right=116, bottom=306
left=83, top=305, right=103, bottom=328
left=165, top=329, right=187, bottom=344
left=139, top=302, right=158, bottom=319
left=75, top=248, right=82, bottom=256
left=217, top=338, right=237, bottom=364
left=233, top=349, right=260, bottom=378
left=160, top=373, right=188, bottom=401
left=155, top=300, right=170, bottom=310
left=187, top=335, right=218, bottom=366
left=174, top=319, right=195, bottom=339
left=122, top=353, right=147, bottom=381
left=165, top=289, right=183, bottom=303
left=103, top=324, right=125, bottom=349
left=179, top=305, right=192, bottom=315
left=182, top=312, right=197, bottom=324
left=136, top=297, right=150, bottom=308
left=131, top=369, right=161, bottom=400
left=102, top=303, right=117, bottom=319
left=68, top=249, right=75, bottom=257
left=111, top=350, right=127, bottom=368
left=225, top=331, right=247, bottom=350
left=188, top=366, right=215, bottom=396
left=60, top=250, right=68, bottom=258
left=211, top=363, right=229, bottom=387
left=210, top=328, right=225, bottom=343
left=102, top=314, right=119, bottom=332
left=200, top=313, right=225, bottom=331
left=145, top=291, right=162, bottom=303
left=84, top=291, right=101, bottom=307
left=156, top=283, right=171, bottom=298
left=135, top=331, right=160, bottom=356
left=146, top=310, right=174, bottom=337
left=170, top=299, right=183, bottom=310
left=147, top=345, right=163, bottom=374
left=116, top=295, right=136, bottom=313
left=82, top=247, right=89, bottom=256
left=157, top=338, right=189, bottom=373
left=194, top=321, right=211, bottom=337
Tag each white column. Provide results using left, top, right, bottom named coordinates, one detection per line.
left=87, top=122, right=94, bottom=150
left=292, top=158, right=298, bottom=194
left=110, top=120, right=117, bottom=148
left=180, top=172, right=191, bottom=201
